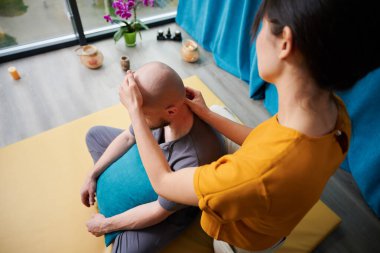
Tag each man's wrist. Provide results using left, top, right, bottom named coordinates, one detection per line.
left=102, top=218, right=114, bottom=234
left=91, top=162, right=107, bottom=179
left=104, top=216, right=130, bottom=233
left=90, top=169, right=99, bottom=180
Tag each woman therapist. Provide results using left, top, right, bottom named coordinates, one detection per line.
left=118, top=0, right=379, bottom=252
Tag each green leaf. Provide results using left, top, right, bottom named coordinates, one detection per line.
left=136, top=19, right=149, bottom=30
left=112, top=17, right=128, bottom=23
left=111, top=19, right=124, bottom=24
left=113, top=29, right=124, bottom=43
left=131, top=23, right=138, bottom=32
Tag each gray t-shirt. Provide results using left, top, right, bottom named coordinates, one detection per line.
left=110, top=115, right=227, bottom=252
left=129, top=114, right=226, bottom=212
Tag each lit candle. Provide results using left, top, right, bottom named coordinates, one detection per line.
left=181, top=39, right=200, bottom=63
left=8, top=66, right=21, bottom=80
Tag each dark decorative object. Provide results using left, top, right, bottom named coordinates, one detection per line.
left=173, top=30, right=182, bottom=41
left=156, top=28, right=182, bottom=42
left=157, top=30, right=165, bottom=40
left=165, top=28, right=171, bottom=39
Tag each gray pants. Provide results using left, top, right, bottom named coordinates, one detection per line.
left=85, top=126, right=197, bottom=253
left=86, top=126, right=123, bottom=164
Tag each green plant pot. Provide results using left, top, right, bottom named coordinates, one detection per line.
left=124, top=32, right=136, bottom=47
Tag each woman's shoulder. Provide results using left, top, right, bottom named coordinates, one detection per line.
left=239, top=101, right=350, bottom=160
left=242, top=116, right=301, bottom=146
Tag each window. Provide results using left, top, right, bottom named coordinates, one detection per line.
left=77, top=0, right=178, bottom=33
left=0, top=0, right=177, bottom=61
left=0, top=0, right=73, bottom=50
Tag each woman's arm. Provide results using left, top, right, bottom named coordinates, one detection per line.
left=185, top=87, right=252, bottom=145
left=86, top=200, right=174, bottom=237
left=119, top=72, right=198, bottom=206
left=128, top=107, right=198, bottom=205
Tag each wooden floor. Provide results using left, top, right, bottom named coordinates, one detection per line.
left=0, top=23, right=379, bottom=252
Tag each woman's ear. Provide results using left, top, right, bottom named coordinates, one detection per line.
left=279, top=26, right=293, bottom=59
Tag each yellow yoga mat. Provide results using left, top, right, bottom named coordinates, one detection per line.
left=0, top=76, right=340, bottom=253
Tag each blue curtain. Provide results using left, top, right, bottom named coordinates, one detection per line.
left=177, top=0, right=380, bottom=217
left=176, top=0, right=265, bottom=97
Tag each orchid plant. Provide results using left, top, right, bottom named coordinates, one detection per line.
left=104, top=0, right=154, bottom=43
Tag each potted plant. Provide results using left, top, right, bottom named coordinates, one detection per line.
left=104, top=0, right=154, bottom=47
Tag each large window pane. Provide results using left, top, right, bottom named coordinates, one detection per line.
left=0, top=0, right=74, bottom=50
left=77, top=0, right=178, bottom=33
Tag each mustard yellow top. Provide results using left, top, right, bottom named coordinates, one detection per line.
left=194, top=97, right=351, bottom=251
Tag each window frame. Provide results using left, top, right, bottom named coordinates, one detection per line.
left=0, top=0, right=176, bottom=63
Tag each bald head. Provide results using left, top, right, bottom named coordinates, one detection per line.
left=134, top=62, right=185, bottom=109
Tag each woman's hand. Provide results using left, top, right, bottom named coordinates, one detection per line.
left=86, top=213, right=108, bottom=237
left=184, top=87, right=210, bottom=117
left=119, top=71, right=143, bottom=113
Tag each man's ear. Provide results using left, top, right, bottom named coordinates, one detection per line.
left=166, top=105, right=178, bottom=117
left=278, top=26, right=293, bottom=59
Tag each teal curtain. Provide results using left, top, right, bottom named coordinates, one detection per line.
left=176, top=0, right=265, bottom=99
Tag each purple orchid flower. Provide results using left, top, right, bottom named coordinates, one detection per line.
left=111, top=0, right=154, bottom=20
left=111, top=0, right=135, bottom=19
left=103, top=14, right=112, bottom=23
left=112, top=0, right=123, bottom=9
left=116, top=9, right=132, bottom=19
left=143, top=0, right=154, bottom=7
left=105, top=0, right=155, bottom=43
left=127, top=0, right=135, bottom=8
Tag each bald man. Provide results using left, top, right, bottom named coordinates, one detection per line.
left=81, top=62, right=225, bottom=253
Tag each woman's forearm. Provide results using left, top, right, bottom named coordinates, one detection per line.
left=130, top=109, right=198, bottom=206
left=197, top=109, right=252, bottom=146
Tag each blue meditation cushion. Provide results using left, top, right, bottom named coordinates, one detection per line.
left=96, top=144, right=158, bottom=246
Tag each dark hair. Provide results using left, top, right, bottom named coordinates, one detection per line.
left=252, top=0, right=380, bottom=91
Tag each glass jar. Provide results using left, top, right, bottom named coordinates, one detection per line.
left=75, top=45, right=103, bottom=69
left=181, top=39, right=200, bottom=63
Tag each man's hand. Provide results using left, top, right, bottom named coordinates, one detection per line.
left=80, top=173, right=97, bottom=207
left=86, top=213, right=108, bottom=237
left=119, top=71, right=143, bottom=113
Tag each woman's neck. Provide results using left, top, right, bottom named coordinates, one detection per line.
left=275, top=70, right=338, bottom=137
